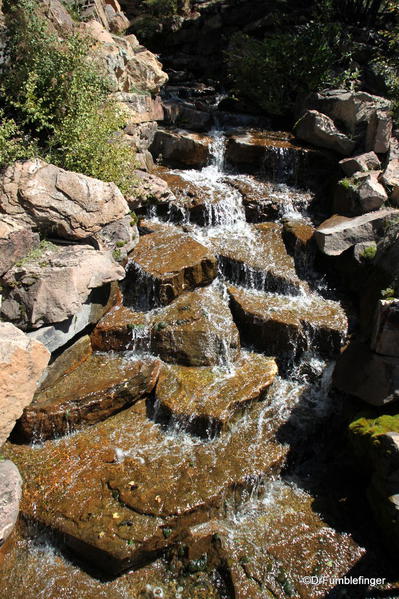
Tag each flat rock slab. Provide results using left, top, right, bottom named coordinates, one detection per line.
left=315, top=209, right=399, bottom=256
left=209, top=223, right=303, bottom=295
left=0, top=460, right=22, bottom=547
left=228, top=286, right=347, bottom=360
left=154, top=352, right=277, bottom=436
left=125, top=229, right=217, bottom=308
left=5, top=400, right=287, bottom=574
left=19, top=355, right=161, bottom=441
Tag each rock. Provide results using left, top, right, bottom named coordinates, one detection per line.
left=0, top=244, right=125, bottom=330
left=0, top=460, right=22, bottom=547
left=38, top=335, right=93, bottom=392
left=334, top=171, right=387, bottom=216
left=123, top=122, right=158, bottom=154
left=94, top=216, right=139, bottom=258
left=282, top=220, right=314, bottom=251
left=314, top=209, right=398, bottom=256
left=103, top=0, right=130, bottom=33
left=9, top=400, right=286, bottom=574
left=294, top=110, right=356, bottom=156
left=0, top=159, right=129, bottom=242
left=228, top=286, right=347, bottom=361
left=116, top=93, right=164, bottom=127
left=154, top=352, right=277, bottom=436
left=380, top=158, right=399, bottom=204
left=91, top=304, right=151, bottom=353
left=135, top=150, right=155, bottom=172
left=339, top=152, right=381, bottom=177
left=85, top=23, right=168, bottom=94
left=162, top=100, right=213, bottom=132
left=41, top=0, right=74, bottom=32
left=225, top=130, right=337, bottom=190
left=334, top=341, right=399, bottom=405
left=0, top=323, right=50, bottom=446
left=371, top=299, right=399, bottom=358
left=150, top=129, right=212, bottom=168
left=19, top=355, right=161, bottom=441
left=0, top=216, right=40, bottom=277
left=310, top=90, right=391, bottom=135
left=128, top=170, right=176, bottom=212
left=366, top=109, right=393, bottom=154
left=150, top=286, right=240, bottom=366
left=124, top=229, right=217, bottom=308
left=208, top=223, right=303, bottom=295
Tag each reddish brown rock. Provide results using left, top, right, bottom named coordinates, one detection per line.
left=154, top=352, right=277, bottom=436
left=19, top=355, right=161, bottom=441
left=38, top=335, right=93, bottom=392
left=6, top=400, right=287, bottom=574
left=125, top=229, right=217, bottom=308
left=91, top=305, right=150, bottom=352
left=228, top=286, right=347, bottom=360
left=150, top=129, right=212, bottom=168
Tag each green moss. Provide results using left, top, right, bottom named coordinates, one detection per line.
left=350, top=414, right=399, bottom=442
left=112, top=248, right=122, bottom=262
left=361, top=245, right=377, bottom=261
left=15, top=240, right=58, bottom=267
left=381, top=287, right=396, bottom=300
left=116, top=240, right=127, bottom=248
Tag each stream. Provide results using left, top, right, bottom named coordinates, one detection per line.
left=0, top=127, right=395, bottom=598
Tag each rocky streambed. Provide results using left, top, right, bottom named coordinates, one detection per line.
left=1, top=129, right=397, bottom=599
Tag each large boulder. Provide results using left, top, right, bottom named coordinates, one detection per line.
left=115, top=92, right=164, bottom=127
left=150, top=128, right=212, bottom=168
left=371, top=299, right=399, bottom=358
left=366, top=109, right=393, bottom=154
left=294, top=110, right=355, bottom=156
left=0, top=323, right=50, bottom=446
left=0, top=159, right=130, bottom=242
left=0, top=460, right=22, bottom=547
left=380, top=158, right=399, bottom=204
left=0, top=215, right=40, bottom=277
left=309, top=89, right=392, bottom=136
left=314, top=209, right=398, bottom=256
left=0, top=244, right=125, bottom=330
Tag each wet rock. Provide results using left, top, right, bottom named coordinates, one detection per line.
left=163, top=100, right=213, bottom=132
left=282, top=220, right=314, bottom=252
left=228, top=286, right=347, bottom=361
left=38, top=335, right=92, bottom=392
left=371, top=299, right=399, bottom=358
left=154, top=352, right=277, bottom=436
left=151, top=286, right=240, bottom=366
left=0, top=244, right=125, bottom=331
left=125, top=229, right=217, bottom=308
left=294, top=110, right=356, bottom=156
left=380, top=158, right=399, bottom=204
left=209, top=223, right=303, bottom=295
left=334, top=340, right=399, bottom=405
left=0, top=460, right=22, bottom=547
left=91, top=304, right=150, bottom=352
left=339, top=151, right=381, bottom=177
left=0, top=159, right=129, bottom=242
left=150, top=128, right=212, bottom=168
left=0, top=323, right=50, bottom=446
left=0, top=216, right=40, bottom=277
left=8, top=400, right=287, bottom=574
left=314, top=209, right=398, bottom=256
left=366, top=109, right=393, bottom=154
left=333, top=171, right=387, bottom=216
left=19, top=355, right=161, bottom=441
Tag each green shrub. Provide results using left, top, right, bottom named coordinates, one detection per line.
left=1, top=0, right=136, bottom=193
left=0, top=110, right=37, bottom=167
left=226, top=22, right=357, bottom=116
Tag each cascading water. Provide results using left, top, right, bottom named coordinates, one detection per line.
left=1, top=127, right=387, bottom=599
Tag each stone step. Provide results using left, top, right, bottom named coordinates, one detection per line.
left=92, top=285, right=240, bottom=367
left=150, top=128, right=213, bottom=169
left=7, top=398, right=287, bottom=575
left=124, top=228, right=218, bottom=309
left=153, top=351, right=278, bottom=437
left=19, top=355, right=161, bottom=441
left=208, top=223, right=304, bottom=295
left=228, top=286, right=347, bottom=362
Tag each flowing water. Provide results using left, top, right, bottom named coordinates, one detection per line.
left=0, top=129, right=394, bottom=598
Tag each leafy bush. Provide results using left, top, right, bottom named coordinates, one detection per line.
left=0, top=110, right=37, bottom=167
left=226, top=23, right=357, bottom=116
left=0, top=0, right=136, bottom=193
